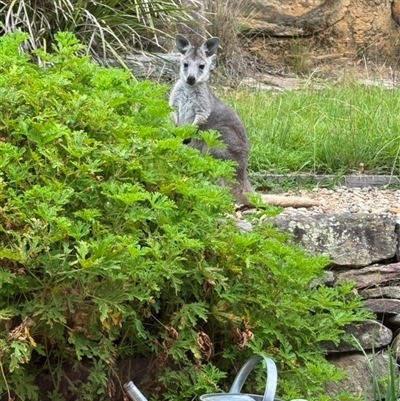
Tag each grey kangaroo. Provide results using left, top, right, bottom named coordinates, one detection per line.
left=169, top=34, right=318, bottom=208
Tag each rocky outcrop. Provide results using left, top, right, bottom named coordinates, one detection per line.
left=272, top=214, right=398, bottom=267
left=270, top=213, right=400, bottom=400
left=179, top=0, right=400, bottom=68
left=237, top=0, right=399, bottom=62
left=237, top=0, right=348, bottom=37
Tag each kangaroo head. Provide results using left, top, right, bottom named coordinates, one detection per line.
left=175, top=34, right=220, bottom=87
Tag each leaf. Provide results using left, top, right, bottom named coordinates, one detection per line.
left=0, top=247, right=22, bottom=262
left=0, top=308, right=15, bottom=320
left=171, top=303, right=209, bottom=330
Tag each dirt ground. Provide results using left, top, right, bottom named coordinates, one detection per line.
left=233, top=35, right=400, bottom=90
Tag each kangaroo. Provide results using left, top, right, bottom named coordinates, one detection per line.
left=169, top=34, right=319, bottom=208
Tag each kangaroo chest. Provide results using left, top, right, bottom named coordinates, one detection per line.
left=175, top=84, right=211, bottom=125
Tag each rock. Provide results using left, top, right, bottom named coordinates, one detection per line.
left=364, top=299, right=400, bottom=314
left=236, top=220, right=253, bottom=232
left=237, top=0, right=347, bottom=37
left=310, top=270, right=335, bottom=288
left=360, top=286, right=400, bottom=299
left=396, top=222, right=400, bottom=261
left=392, top=0, right=400, bottom=25
left=392, top=330, right=400, bottom=362
left=384, top=314, right=400, bottom=331
left=97, top=53, right=180, bottom=81
left=323, top=321, right=392, bottom=353
left=236, top=0, right=397, bottom=62
left=272, top=214, right=397, bottom=268
left=326, top=351, right=392, bottom=401
left=336, top=263, right=400, bottom=289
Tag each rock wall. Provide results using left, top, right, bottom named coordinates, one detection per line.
left=183, top=0, right=400, bottom=68
left=272, top=213, right=400, bottom=400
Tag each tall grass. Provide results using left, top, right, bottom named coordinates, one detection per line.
left=353, top=335, right=400, bottom=401
left=204, top=0, right=253, bottom=78
left=0, top=0, right=193, bottom=58
left=226, top=83, right=400, bottom=175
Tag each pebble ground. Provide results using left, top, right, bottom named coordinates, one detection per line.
left=279, top=186, right=400, bottom=217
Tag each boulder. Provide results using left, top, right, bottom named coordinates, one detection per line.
left=326, top=351, right=392, bottom=401
left=360, top=285, right=400, bottom=299
left=236, top=0, right=348, bottom=37
left=336, top=263, right=400, bottom=289
left=272, top=214, right=397, bottom=268
left=323, top=321, right=392, bottom=353
left=310, top=270, right=335, bottom=288
left=364, top=299, right=400, bottom=314
left=235, top=0, right=397, bottom=60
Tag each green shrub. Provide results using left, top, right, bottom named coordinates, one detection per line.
left=0, top=32, right=369, bottom=401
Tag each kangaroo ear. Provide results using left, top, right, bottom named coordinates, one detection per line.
left=201, top=37, right=220, bottom=57
left=209, top=54, right=217, bottom=70
left=175, top=34, right=191, bottom=55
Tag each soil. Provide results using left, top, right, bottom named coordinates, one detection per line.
left=236, top=55, right=400, bottom=92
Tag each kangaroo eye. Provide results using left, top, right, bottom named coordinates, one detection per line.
left=183, top=62, right=189, bottom=68
left=199, top=64, right=205, bottom=71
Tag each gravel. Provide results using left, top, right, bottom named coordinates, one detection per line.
left=278, top=186, right=400, bottom=217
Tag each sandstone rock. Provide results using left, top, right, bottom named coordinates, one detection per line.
left=237, top=0, right=347, bottom=37
left=336, top=263, right=400, bottom=289
left=272, top=214, right=397, bottom=268
left=231, top=0, right=399, bottom=67
left=392, top=0, right=400, bottom=25
left=360, top=286, right=400, bottom=299
left=364, top=299, right=400, bottom=314
left=326, top=351, right=392, bottom=401
left=323, top=321, right=392, bottom=353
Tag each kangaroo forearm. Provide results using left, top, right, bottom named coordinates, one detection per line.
left=193, top=112, right=210, bottom=126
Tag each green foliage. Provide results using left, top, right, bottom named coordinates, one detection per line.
left=286, top=40, right=312, bottom=74
left=373, top=349, right=400, bottom=401
left=355, top=338, right=400, bottom=401
left=0, top=0, right=192, bottom=58
left=0, top=32, right=370, bottom=401
left=227, top=86, right=400, bottom=175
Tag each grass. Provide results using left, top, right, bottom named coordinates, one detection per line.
left=204, top=0, right=252, bottom=77
left=353, top=336, right=400, bottom=401
left=223, top=83, right=400, bottom=176
left=0, top=0, right=193, bottom=58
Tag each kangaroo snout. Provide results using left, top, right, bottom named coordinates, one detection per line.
left=186, top=76, right=196, bottom=85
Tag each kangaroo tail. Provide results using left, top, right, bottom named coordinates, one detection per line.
left=261, top=194, right=319, bottom=208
